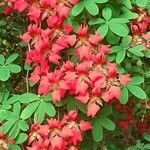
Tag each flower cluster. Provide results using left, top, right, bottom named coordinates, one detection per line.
left=27, top=111, right=91, bottom=150
left=131, top=8, right=150, bottom=35
left=4, top=0, right=131, bottom=118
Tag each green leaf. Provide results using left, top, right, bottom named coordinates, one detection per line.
left=9, top=123, right=20, bottom=139
left=100, top=105, right=112, bottom=117
left=109, top=23, right=129, bottom=37
left=143, top=133, right=150, bottom=142
left=6, top=95, right=20, bottom=104
left=92, top=120, right=103, bottom=142
left=67, top=98, right=77, bottom=112
left=128, top=45, right=145, bottom=57
left=127, top=85, right=147, bottom=99
left=18, top=120, right=29, bottom=131
left=7, top=64, right=21, bottom=73
left=10, top=145, right=21, bottom=150
left=121, top=7, right=138, bottom=19
left=0, top=54, right=5, bottom=65
left=120, top=87, right=129, bottom=105
left=24, top=64, right=32, bottom=71
left=3, top=120, right=16, bottom=134
left=132, top=76, right=144, bottom=85
left=43, top=101, right=56, bottom=117
left=20, top=101, right=40, bottom=119
left=109, top=18, right=129, bottom=24
left=102, top=7, right=112, bottom=21
left=94, top=0, right=108, bottom=3
left=5, top=54, right=18, bottom=65
left=85, top=0, right=99, bottom=16
left=71, top=1, right=85, bottom=16
left=19, top=93, right=39, bottom=103
left=97, top=24, right=108, bottom=37
left=13, top=102, right=21, bottom=118
left=76, top=101, right=87, bottom=113
left=121, top=36, right=132, bottom=47
left=0, top=66, right=10, bottom=81
left=116, top=48, right=126, bottom=63
left=88, top=18, right=105, bottom=25
left=135, top=0, right=148, bottom=7
left=99, top=118, right=116, bottom=131
left=143, top=144, right=150, bottom=149
left=15, top=133, right=27, bottom=144
left=34, top=102, right=45, bottom=123
left=122, top=0, right=132, bottom=9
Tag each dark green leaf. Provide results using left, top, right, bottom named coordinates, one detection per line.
left=0, top=54, right=5, bottom=65
left=92, top=120, right=103, bottom=142
left=99, top=118, right=116, bottom=131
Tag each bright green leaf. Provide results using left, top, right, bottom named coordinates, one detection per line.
left=120, top=87, right=129, bottom=105
left=132, top=76, right=144, bottom=85
left=88, top=18, right=105, bottom=25
left=97, top=24, right=108, bottom=37
left=20, top=101, right=40, bottom=119
left=43, top=101, right=56, bottom=117
left=71, top=1, right=85, bottom=16
left=5, top=54, right=18, bottom=65
left=85, top=0, right=99, bottom=16
left=15, top=133, right=27, bottom=144
left=102, top=7, right=112, bottom=21
left=109, top=23, right=129, bottom=37
left=19, top=93, right=39, bottom=103
left=0, top=66, right=10, bottom=81
left=7, top=64, right=21, bottom=73
left=127, top=85, right=147, bottom=99
left=116, top=48, right=126, bottom=63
